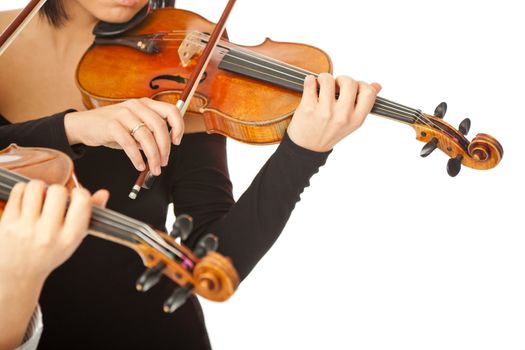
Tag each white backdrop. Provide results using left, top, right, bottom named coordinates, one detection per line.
left=2, top=1, right=524, bottom=349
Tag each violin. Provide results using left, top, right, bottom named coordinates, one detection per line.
left=76, top=2, right=503, bottom=178
left=0, top=144, right=239, bottom=313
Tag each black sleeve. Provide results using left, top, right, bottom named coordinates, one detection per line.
left=0, top=110, right=86, bottom=159
left=171, top=131, right=331, bottom=280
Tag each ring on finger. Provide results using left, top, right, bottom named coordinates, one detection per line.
left=130, top=122, right=147, bottom=137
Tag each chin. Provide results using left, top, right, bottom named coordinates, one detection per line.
left=94, top=6, right=142, bottom=23
left=80, top=0, right=147, bottom=24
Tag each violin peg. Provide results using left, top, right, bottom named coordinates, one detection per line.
left=458, top=118, right=471, bottom=135
left=447, top=155, right=463, bottom=177
left=136, top=262, right=166, bottom=292
left=434, top=102, right=447, bottom=118
left=163, top=284, right=193, bottom=313
left=420, top=137, right=439, bottom=157
left=194, top=233, right=219, bottom=258
left=170, top=214, right=193, bottom=240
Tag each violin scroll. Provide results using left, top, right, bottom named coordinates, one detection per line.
left=193, top=251, right=240, bottom=302
left=414, top=105, right=503, bottom=176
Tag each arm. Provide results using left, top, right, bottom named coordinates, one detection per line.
left=0, top=97, right=186, bottom=175
left=0, top=110, right=85, bottom=160
left=173, top=131, right=329, bottom=280
left=0, top=181, right=108, bottom=350
left=173, top=74, right=380, bottom=280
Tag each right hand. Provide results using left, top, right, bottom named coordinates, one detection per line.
left=64, top=98, right=184, bottom=175
left=0, top=180, right=109, bottom=285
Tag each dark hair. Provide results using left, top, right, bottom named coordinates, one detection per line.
left=40, top=0, right=68, bottom=27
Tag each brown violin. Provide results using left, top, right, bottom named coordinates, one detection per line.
left=0, top=145, right=239, bottom=313
left=76, top=3, right=503, bottom=177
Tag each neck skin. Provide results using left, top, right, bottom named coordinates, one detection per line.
left=36, top=1, right=97, bottom=59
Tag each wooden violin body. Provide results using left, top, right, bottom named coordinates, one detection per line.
left=77, top=8, right=331, bottom=144
left=0, top=145, right=239, bottom=306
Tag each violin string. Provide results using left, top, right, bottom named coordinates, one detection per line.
left=215, top=57, right=429, bottom=125
left=0, top=168, right=185, bottom=261
left=141, top=32, right=450, bottom=134
left=154, top=33, right=440, bottom=128
left=217, top=54, right=442, bottom=129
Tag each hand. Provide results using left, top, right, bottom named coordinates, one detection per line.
left=0, top=180, right=109, bottom=285
left=0, top=181, right=108, bottom=350
left=287, top=73, right=381, bottom=152
left=64, top=98, right=184, bottom=175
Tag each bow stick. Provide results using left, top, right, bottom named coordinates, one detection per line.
left=0, top=0, right=47, bottom=55
left=129, top=0, right=237, bottom=199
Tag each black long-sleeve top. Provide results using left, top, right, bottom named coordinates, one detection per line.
left=0, top=112, right=330, bottom=349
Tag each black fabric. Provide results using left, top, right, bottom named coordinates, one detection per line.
left=0, top=113, right=330, bottom=349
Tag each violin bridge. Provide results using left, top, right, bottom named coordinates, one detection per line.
left=179, top=31, right=203, bottom=67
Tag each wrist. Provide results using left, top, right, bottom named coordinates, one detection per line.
left=285, top=129, right=333, bottom=153
left=0, top=276, right=43, bottom=350
left=0, top=272, right=45, bottom=300
left=64, top=111, right=83, bottom=145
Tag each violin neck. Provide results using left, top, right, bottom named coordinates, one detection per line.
left=218, top=48, right=422, bottom=126
left=89, top=205, right=185, bottom=259
left=0, top=168, right=180, bottom=262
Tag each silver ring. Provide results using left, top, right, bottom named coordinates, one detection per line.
left=130, top=122, right=146, bottom=137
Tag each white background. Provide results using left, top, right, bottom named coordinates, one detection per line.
left=2, top=1, right=524, bottom=349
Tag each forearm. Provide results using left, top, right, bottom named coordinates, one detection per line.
left=187, top=132, right=330, bottom=280
left=0, top=110, right=85, bottom=159
left=0, top=278, right=43, bottom=350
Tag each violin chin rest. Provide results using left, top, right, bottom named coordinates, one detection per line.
left=93, top=4, right=149, bottom=37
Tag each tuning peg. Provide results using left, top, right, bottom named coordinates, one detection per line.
left=447, top=155, right=463, bottom=177
left=420, top=137, right=439, bottom=157
left=193, top=233, right=219, bottom=258
left=163, top=284, right=193, bottom=313
left=136, top=262, right=166, bottom=292
left=170, top=214, right=193, bottom=240
left=434, top=102, right=447, bottom=118
left=458, top=118, right=471, bottom=135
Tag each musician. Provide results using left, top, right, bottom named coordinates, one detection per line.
left=0, top=1, right=380, bottom=349
left=0, top=181, right=108, bottom=350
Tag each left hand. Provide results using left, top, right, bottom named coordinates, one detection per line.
left=287, top=73, right=381, bottom=152
left=0, top=181, right=109, bottom=285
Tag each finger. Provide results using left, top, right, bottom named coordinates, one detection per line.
left=335, top=76, right=358, bottom=111
left=131, top=123, right=162, bottom=176
left=40, top=184, right=69, bottom=231
left=1, top=182, right=25, bottom=222
left=129, top=99, right=171, bottom=166
left=299, top=75, right=319, bottom=107
left=63, top=188, right=92, bottom=243
left=91, top=189, right=110, bottom=208
left=317, top=73, right=336, bottom=110
left=353, top=82, right=380, bottom=124
left=142, top=98, right=185, bottom=146
left=21, top=180, right=46, bottom=221
left=111, top=120, right=146, bottom=171
left=370, top=82, right=382, bottom=94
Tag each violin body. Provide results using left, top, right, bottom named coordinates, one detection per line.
left=77, top=8, right=332, bottom=144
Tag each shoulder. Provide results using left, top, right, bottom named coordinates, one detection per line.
left=0, top=9, right=31, bottom=64
left=0, top=9, right=21, bottom=32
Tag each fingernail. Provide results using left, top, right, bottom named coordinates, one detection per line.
left=156, top=166, right=161, bottom=175
left=138, top=163, right=146, bottom=171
